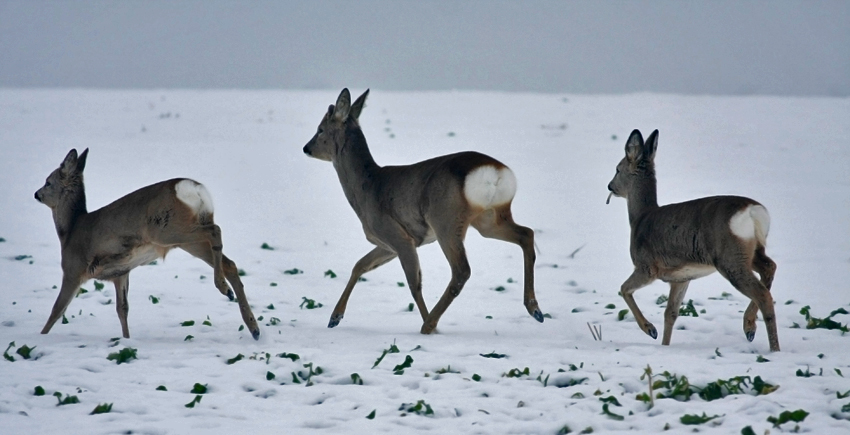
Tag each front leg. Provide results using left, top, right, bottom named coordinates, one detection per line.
left=620, top=268, right=657, bottom=339
left=41, top=273, right=83, bottom=335
left=662, top=281, right=689, bottom=345
left=113, top=274, right=131, bottom=338
left=328, top=247, right=397, bottom=328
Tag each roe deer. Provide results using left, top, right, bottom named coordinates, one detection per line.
left=34, top=149, right=260, bottom=340
left=607, top=129, right=779, bottom=351
left=303, top=88, right=543, bottom=334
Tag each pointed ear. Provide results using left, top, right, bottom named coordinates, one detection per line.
left=349, top=89, right=369, bottom=121
left=625, top=129, right=644, bottom=162
left=333, top=88, right=351, bottom=122
left=643, top=130, right=658, bottom=162
left=60, top=149, right=79, bottom=175
left=77, top=148, right=89, bottom=173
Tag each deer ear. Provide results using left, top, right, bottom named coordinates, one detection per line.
left=77, top=148, right=89, bottom=173
left=625, top=129, right=644, bottom=162
left=333, top=88, right=351, bottom=122
left=349, top=89, right=369, bottom=121
left=643, top=130, right=658, bottom=161
left=60, top=149, right=79, bottom=175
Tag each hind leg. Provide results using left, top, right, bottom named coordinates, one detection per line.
left=718, top=260, right=780, bottom=352
left=471, top=207, right=542, bottom=322
left=179, top=242, right=260, bottom=340
left=742, top=246, right=777, bottom=342
left=661, top=281, right=689, bottom=346
left=113, top=274, right=131, bottom=338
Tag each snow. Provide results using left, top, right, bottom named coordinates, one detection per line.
left=1, top=89, right=849, bottom=434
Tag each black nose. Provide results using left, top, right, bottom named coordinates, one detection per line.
left=34, top=192, right=41, bottom=202
left=302, top=145, right=310, bottom=155
left=607, top=183, right=613, bottom=192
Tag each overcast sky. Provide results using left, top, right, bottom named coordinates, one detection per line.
left=1, top=0, right=848, bottom=96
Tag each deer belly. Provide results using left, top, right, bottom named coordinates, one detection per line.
left=91, top=245, right=166, bottom=280
left=662, top=264, right=716, bottom=282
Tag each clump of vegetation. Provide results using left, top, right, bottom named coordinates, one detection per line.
left=149, top=295, right=160, bottom=304
left=680, top=412, right=721, bottom=425
left=277, top=352, right=300, bottom=362
left=4, top=341, right=38, bottom=361
left=291, top=362, right=323, bottom=386
left=479, top=351, right=507, bottom=359
left=106, top=347, right=137, bottom=364
left=185, top=395, right=202, bottom=408
left=299, top=297, right=323, bottom=309
left=399, top=400, right=433, bottom=416
left=636, top=366, right=777, bottom=405
left=54, top=391, right=80, bottom=406
left=90, top=403, right=113, bottom=415
left=767, top=409, right=808, bottom=428
left=679, top=300, right=699, bottom=317
left=34, top=386, right=46, bottom=396
left=392, top=355, right=414, bottom=375
left=226, top=354, right=244, bottom=365
left=324, top=270, right=337, bottom=278
left=800, top=305, right=849, bottom=333
left=283, top=268, right=303, bottom=275
left=191, top=383, right=208, bottom=394
left=350, top=373, right=363, bottom=385
left=372, top=341, right=400, bottom=368
left=261, top=243, right=274, bottom=250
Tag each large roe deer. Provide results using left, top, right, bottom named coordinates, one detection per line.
left=35, top=149, right=260, bottom=339
left=303, top=88, right=543, bottom=334
left=607, top=129, right=779, bottom=351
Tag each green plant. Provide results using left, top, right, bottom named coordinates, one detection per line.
left=679, top=299, right=699, bottom=317
left=601, top=403, right=623, bottom=420
left=406, top=303, right=414, bottom=312
left=15, top=344, right=36, bottom=360
left=149, top=295, right=160, bottom=304
left=324, top=270, right=337, bottom=278
left=503, top=367, right=530, bottom=378
left=799, top=306, right=849, bottom=333
left=277, top=352, right=300, bottom=362
left=190, top=383, right=208, bottom=394
left=226, top=354, right=244, bottom=364
left=299, top=297, right=323, bottom=309
left=156, top=385, right=167, bottom=391
left=54, top=392, right=80, bottom=406
left=372, top=342, right=400, bottom=368
left=492, top=286, right=506, bottom=292
left=90, top=403, right=113, bottom=415
left=471, top=374, right=481, bottom=382
left=617, top=309, right=629, bottom=321
left=393, top=355, right=414, bottom=374
left=181, top=320, right=195, bottom=326
left=435, top=365, right=459, bottom=375
left=399, top=400, right=433, bottom=416
left=3, top=341, right=15, bottom=362
left=261, top=243, right=274, bottom=250
left=283, top=268, right=303, bottom=275
left=479, top=351, right=507, bottom=359
left=292, top=362, right=324, bottom=386
left=106, top=347, right=137, bottom=364
left=767, top=409, right=808, bottom=428
left=185, top=395, right=202, bottom=408
left=351, top=373, right=363, bottom=385
left=34, top=386, right=46, bottom=396
left=366, top=409, right=376, bottom=419
left=681, top=413, right=721, bottom=425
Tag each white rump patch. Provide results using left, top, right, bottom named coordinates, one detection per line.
left=464, top=165, right=517, bottom=209
left=175, top=179, right=214, bottom=215
left=729, top=204, right=770, bottom=245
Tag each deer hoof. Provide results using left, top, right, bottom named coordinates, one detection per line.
left=328, top=314, right=343, bottom=328
left=531, top=309, right=544, bottom=323
left=745, top=331, right=756, bottom=342
left=251, top=328, right=260, bottom=340
left=646, top=325, right=658, bottom=340
left=420, top=323, right=436, bottom=334
left=226, top=289, right=235, bottom=301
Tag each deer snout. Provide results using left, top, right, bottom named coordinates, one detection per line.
left=34, top=191, right=41, bottom=202
left=302, top=144, right=311, bottom=156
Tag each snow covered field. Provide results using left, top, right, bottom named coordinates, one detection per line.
left=1, top=89, right=848, bottom=434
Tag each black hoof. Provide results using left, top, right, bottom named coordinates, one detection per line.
left=252, top=329, right=260, bottom=340
left=532, top=309, right=544, bottom=323
left=745, top=331, right=755, bottom=342
left=647, top=325, right=658, bottom=340
left=227, top=289, right=235, bottom=301
left=328, top=314, right=343, bottom=328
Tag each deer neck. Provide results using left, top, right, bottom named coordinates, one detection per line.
left=626, top=169, right=659, bottom=226
left=333, top=126, right=380, bottom=214
left=53, top=185, right=88, bottom=245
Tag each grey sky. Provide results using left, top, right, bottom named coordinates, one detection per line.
left=1, top=0, right=848, bottom=95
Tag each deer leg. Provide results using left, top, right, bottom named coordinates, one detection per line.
left=41, top=274, right=84, bottom=335
left=662, top=281, right=689, bottom=346
left=113, top=274, right=131, bottom=338
left=158, top=224, right=231, bottom=298
left=421, top=224, right=471, bottom=334
left=718, top=262, right=780, bottom=352
left=328, top=247, right=397, bottom=328
left=471, top=207, right=543, bottom=322
left=178, top=242, right=260, bottom=340
left=620, top=269, right=658, bottom=339
left=393, top=243, right=429, bottom=324
left=743, top=246, right=777, bottom=342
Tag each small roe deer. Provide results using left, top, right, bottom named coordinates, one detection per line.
left=303, top=88, right=543, bottom=334
left=607, top=129, right=779, bottom=351
left=35, top=149, right=260, bottom=340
